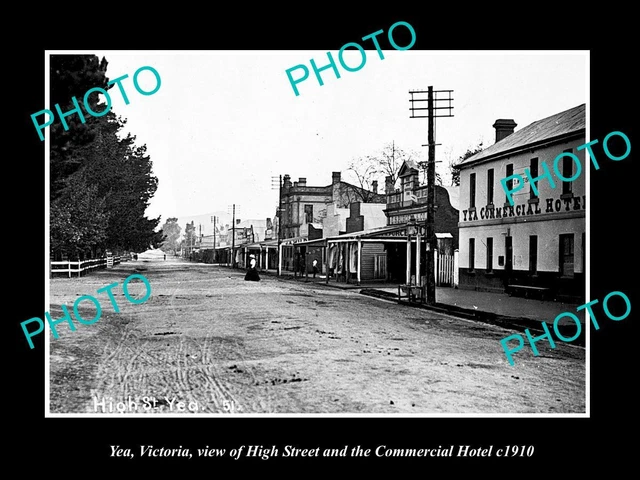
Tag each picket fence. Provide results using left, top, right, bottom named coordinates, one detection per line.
left=434, top=251, right=458, bottom=287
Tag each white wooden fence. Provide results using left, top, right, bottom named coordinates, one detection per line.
left=50, top=255, right=127, bottom=278
left=434, top=250, right=458, bottom=287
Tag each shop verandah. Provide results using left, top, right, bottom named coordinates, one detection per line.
left=201, top=239, right=279, bottom=271
left=278, top=225, right=457, bottom=287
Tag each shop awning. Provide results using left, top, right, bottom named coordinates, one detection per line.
left=325, top=224, right=409, bottom=243
left=281, top=224, right=411, bottom=248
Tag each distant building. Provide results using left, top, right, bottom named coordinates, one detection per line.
left=457, top=104, right=586, bottom=302
left=284, top=161, right=460, bottom=287
left=234, top=218, right=271, bottom=244
left=384, top=160, right=460, bottom=251
left=346, top=202, right=387, bottom=233
left=279, top=172, right=385, bottom=238
left=278, top=172, right=385, bottom=272
left=382, top=160, right=460, bottom=284
left=217, top=218, right=273, bottom=267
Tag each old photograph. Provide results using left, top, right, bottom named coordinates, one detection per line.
left=42, top=49, right=590, bottom=416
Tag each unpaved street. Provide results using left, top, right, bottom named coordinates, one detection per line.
left=48, top=257, right=586, bottom=414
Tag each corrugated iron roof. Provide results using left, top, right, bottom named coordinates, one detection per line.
left=461, top=104, right=585, bottom=166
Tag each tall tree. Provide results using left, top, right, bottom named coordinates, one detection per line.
left=49, top=54, right=161, bottom=257
left=160, top=218, right=181, bottom=254
left=184, top=221, right=197, bottom=250
left=377, top=141, right=420, bottom=187
left=346, top=141, right=422, bottom=196
left=50, top=55, right=110, bottom=201
left=50, top=175, right=108, bottom=260
left=82, top=126, right=161, bottom=252
left=345, top=156, right=379, bottom=203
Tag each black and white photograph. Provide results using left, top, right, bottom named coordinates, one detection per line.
left=42, top=50, right=589, bottom=416
left=13, top=13, right=634, bottom=471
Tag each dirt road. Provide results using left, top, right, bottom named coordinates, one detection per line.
left=48, top=257, right=585, bottom=415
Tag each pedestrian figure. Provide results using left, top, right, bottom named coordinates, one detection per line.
left=300, top=254, right=306, bottom=276
left=312, top=258, right=318, bottom=278
left=164, top=254, right=166, bottom=261
left=244, top=254, right=260, bottom=281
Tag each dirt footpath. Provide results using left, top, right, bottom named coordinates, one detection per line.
left=48, top=258, right=586, bottom=415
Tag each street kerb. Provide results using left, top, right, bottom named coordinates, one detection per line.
left=358, top=288, right=586, bottom=348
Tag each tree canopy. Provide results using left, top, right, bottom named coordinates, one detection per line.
left=50, top=54, right=161, bottom=259
left=449, top=143, right=484, bottom=186
left=346, top=141, right=428, bottom=196
left=183, top=221, right=197, bottom=249
left=159, top=218, right=181, bottom=254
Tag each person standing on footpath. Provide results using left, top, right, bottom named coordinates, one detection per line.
left=244, top=254, right=260, bottom=281
left=312, top=258, right=318, bottom=278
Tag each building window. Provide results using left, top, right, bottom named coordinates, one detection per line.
left=505, top=164, right=513, bottom=203
left=529, top=235, right=538, bottom=274
left=470, top=173, right=476, bottom=209
left=559, top=233, right=574, bottom=277
left=562, top=149, right=573, bottom=195
left=486, top=237, right=493, bottom=273
left=487, top=169, right=494, bottom=205
left=304, top=204, right=313, bottom=223
left=530, top=158, right=538, bottom=199
left=469, top=238, right=475, bottom=272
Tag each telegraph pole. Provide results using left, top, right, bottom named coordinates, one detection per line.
left=271, top=175, right=283, bottom=276
left=211, top=215, right=217, bottom=263
left=232, top=205, right=235, bottom=268
left=426, top=88, right=436, bottom=304
left=228, top=204, right=238, bottom=268
left=409, top=86, right=453, bottom=305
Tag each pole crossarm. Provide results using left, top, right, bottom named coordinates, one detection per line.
left=410, top=89, right=454, bottom=119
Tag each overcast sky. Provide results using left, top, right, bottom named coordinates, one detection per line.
left=52, top=50, right=587, bottom=229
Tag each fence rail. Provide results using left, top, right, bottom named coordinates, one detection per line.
left=434, top=251, right=458, bottom=287
left=50, top=255, right=128, bottom=278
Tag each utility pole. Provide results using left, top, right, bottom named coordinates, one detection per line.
left=213, top=216, right=217, bottom=249
left=228, top=205, right=241, bottom=267
left=271, top=175, right=283, bottom=276
left=211, top=215, right=217, bottom=264
left=409, top=86, right=453, bottom=305
left=231, top=205, right=236, bottom=268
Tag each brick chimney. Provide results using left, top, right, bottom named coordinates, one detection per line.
left=283, top=174, right=292, bottom=189
left=493, top=119, right=517, bottom=143
left=332, top=172, right=341, bottom=185
left=385, top=175, right=395, bottom=194
left=372, top=180, right=378, bottom=194
left=298, top=177, right=307, bottom=187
